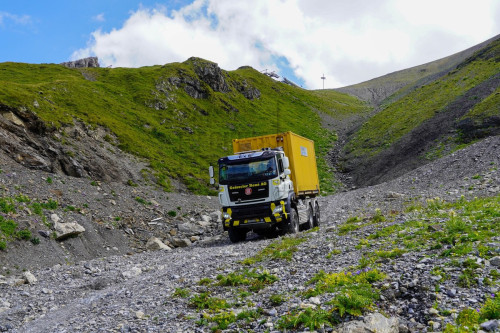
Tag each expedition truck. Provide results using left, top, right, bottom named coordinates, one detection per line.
left=209, top=131, right=321, bottom=243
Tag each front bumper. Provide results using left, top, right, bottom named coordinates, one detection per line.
left=222, top=200, right=288, bottom=230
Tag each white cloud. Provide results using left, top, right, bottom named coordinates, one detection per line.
left=0, top=11, right=32, bottom=26
left=93, top=13, right=105, bottom=22
left=72, top=0, right=500, bottom=89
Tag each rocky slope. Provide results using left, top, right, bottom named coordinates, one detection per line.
left=0, top=134, right=498, bottom=332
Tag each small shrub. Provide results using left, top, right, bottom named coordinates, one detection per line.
left=326, top=248, right=341, bottom=258
left=30, top=237, right=40, bottom=245
left=458, top=268, right=477, bottom=288
left=456, top=307, right=479, bottom=327
left=17, top=229, right=32, bottom=240
left=167, top=210, right=177, bottom=217
left=198, top=277, right=212, bottom=286
left=15, top=194, right=30, bottom=203
left=270, top=293, right=286, bottom=306
left=277, top=307, right=335, bottom=330
left=0, top=197, right=16, bottom=214
left=480, top=294, right=500, bottom=320
left=189, top=292, right=230, bottom=310
left=31, top=202, right=43, bottom=215
left=0, top=218, right=18, bottom=237
left=135, top=197, right=150, bottom=205
left=46, top=176, right=53, bottom=184
left=330, top=284, right=378, bottom=317
left=0, top=240, right=6, bottom=250
left=200, top=311, right=236, bottom=330
left=41, top=199, right=58, bottom=210
left=172, top=287, right=190, bottom=298
left=371, top=208, right=385, bottom=223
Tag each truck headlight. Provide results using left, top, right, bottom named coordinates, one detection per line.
left=272, top=205, right=283, bottom=215
left=223, top=212, right=231, bottom=220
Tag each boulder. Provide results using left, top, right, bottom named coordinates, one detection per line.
left=54, top=221, right=85, bottom=240
left=171, top=237, right=191, bottom=248
left=338, top=312, right=399, bottom=333
left=23, top=271, right=37, bottom=285
left=146, top=237, right=171, bottom=251
left=489, top=256, right=500, bottom=267
left=177, top=222, right=204, bottom=236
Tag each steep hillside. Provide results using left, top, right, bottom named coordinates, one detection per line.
left=335, top=34, right=499, bottom=106
left=341, top=36, right=500, bottom=187
left=0, top=58, right=367, bottom=194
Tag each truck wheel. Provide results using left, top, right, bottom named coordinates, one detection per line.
left=287, top=208, right=299, bottom=234
left=313, top=202, right=321, bottom=227
left=305, top=204, right=314, bottom=230
left=228, top=228, right=247, bottom=243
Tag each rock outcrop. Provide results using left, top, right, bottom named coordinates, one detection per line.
left=0, top=104, right=147, bottom=183
left=61, top=57, right=100, bottom=68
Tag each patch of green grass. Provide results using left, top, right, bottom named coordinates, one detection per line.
left=338, top=223, right=361, bottom=235
left=31, top=202, right=43, bottom=215
left=303, top=267, right=386, bottom=298
left=371, top=208, right=386, bottom=223
left=16, top=229, right=32, bottom=240
left=0, top=197, right=16, bottom=214
left=240, top=236, right=307, bottom=265
left=14, top=194, right=30, bottom=203
left=135, top=197, right=151, bottom=205
left=326, top=248, right=342, bottom=258
left=363, top=195, right=499, bottom=259
left=458, top=268, right=478, bottom=288
left=269, top=293, right=287, bottom=306
left=375, top=248, right=405, bottom=259
left=172, top=287, right=190, bottom=298
left=40, top=199, right=58, bottom=210
left=0, top=216, right=18, bottom=237
left=444, top=294, right=500, bottom=332
left=216, top=269, right=278, bottom=292
left=198, top=311, right=237, bottom=331
left=278, top=267, right=385, bottom=331
left=167, top=210, right=177, bottom=217
left=277, top=307, right=335, bottom=331
left=189, top=291, right=231, bottom=311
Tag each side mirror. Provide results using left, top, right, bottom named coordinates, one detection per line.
left=209, top=166, right=215, bottom=185
left=283, top=157, right=290, bottom=169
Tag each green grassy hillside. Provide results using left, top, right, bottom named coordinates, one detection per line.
left=0, top=58, right=367, bottom=194
left=345, top=38, right=500, bottom=160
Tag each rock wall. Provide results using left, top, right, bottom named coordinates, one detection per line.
left=61, top=57, right=100, bottom=68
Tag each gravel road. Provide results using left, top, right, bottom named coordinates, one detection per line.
left=0, top=136, right=499, bottom=332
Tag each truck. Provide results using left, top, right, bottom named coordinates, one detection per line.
left=209, top=131, right=321, bottom=243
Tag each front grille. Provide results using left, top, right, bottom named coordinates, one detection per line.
left=228, top=181, right=269, bottom=202
left=230, top=203, right=270, bottom=220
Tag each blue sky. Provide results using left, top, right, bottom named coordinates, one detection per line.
left=0, top=1, right=189, bottom=63
left=1, top=0, right=499, bottom=89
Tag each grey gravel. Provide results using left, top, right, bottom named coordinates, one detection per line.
left=0, top=136, right=499, bottom=332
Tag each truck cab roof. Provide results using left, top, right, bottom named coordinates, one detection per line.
left=218, top=148, right=282, bottom=164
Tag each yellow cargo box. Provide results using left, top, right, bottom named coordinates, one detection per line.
left=233, top=131, right=320, bottom=196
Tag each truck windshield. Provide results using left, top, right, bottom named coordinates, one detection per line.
left=219, top=157, right=277, bottom=184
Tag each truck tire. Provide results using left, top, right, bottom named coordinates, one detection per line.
left=305, top=204, right=314, bottom=230
left=228, top=228, right=247, bottom=243
left=313, top=202, right=321, bottom=227
left=287, top=208, right=299, bottom=234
